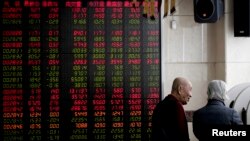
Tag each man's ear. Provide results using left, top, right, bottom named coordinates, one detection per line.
left=178, top=85, right=182, bottom=94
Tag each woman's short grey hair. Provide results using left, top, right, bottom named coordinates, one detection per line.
left=207, top=80, right=229, bottom=101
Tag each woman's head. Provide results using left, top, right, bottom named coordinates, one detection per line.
left=207, top=80, right=229, bottom=101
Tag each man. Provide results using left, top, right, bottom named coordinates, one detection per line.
left=151, top=77, right=192, bottom=141
left=192, top=80, right=243, bottom=141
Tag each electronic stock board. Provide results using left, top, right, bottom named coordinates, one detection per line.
left=0, top=0, right=161, bottom=140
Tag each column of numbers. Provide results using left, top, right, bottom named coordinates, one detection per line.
left=2, top=5, right=24, bottom=141
left=27, top=6, right=42, bottom=140
left=142, top=6, right=160, bottom=139
left=106, top=1, right=124, bottom=140
left=70, top=7, right=88, bottom=140
left=89, top=1, right=106, bottom=140
left=44, top=7, right=60, bottom=141
left=124, top=3, right=142, bottom=140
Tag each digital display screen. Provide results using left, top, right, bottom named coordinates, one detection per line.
left=0, top=0, right=161, bottom=140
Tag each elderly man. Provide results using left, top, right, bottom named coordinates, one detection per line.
left=192, top=80, right=243, bottom=141
left=151, top=77, right=193, bottom=141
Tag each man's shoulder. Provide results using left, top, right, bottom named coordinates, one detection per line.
left=161, top=96, right=180, bottom=108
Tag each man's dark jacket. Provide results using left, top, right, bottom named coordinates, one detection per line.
left=151, top=95, right=189, bottom=141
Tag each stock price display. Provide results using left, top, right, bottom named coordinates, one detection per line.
left=0, top=0, right=161, bottom=140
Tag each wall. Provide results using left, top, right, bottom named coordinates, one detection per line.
left=225, top=0, right=250, bottom=88
left=161, top=0, right=250, bottom=141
